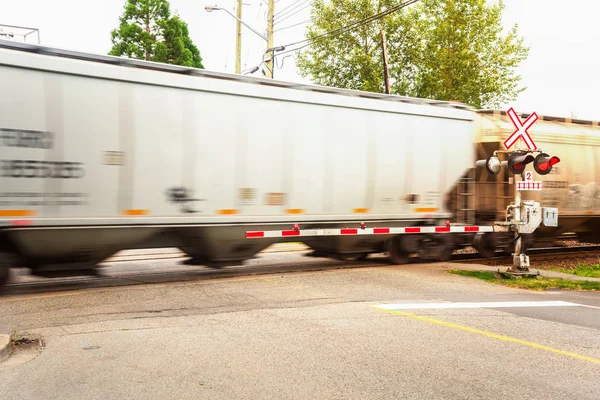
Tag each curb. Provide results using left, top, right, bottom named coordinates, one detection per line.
left=0, top=334, right=10, bottom=362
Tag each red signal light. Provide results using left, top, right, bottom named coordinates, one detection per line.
left=533, top=153, right=560, bottom=175
left=507, top=153, right=534, bottom=174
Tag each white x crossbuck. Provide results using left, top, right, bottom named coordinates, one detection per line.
left=504, top=107, right=538, bottom=150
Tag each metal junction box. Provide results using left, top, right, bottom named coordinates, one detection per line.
left=543, top=208, right=559, bottom=227
left=518, top=201, right=542, bottom=234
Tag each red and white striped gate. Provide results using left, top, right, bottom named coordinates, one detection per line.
left=245, top=223, right=494, bottom=239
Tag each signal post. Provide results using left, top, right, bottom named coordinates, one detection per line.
left=476, top=109, right=561, bottom=275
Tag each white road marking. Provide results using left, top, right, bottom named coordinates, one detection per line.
left=578, top=303, right=600, bottom=310
left=374, top=301, right=587, bottom=310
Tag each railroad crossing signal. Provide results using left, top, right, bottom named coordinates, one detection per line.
left=476, top=108, right=560, bottom=178
left=477, top=151, right=560, bottom=177
left=474, top=108, right=563, bottom=276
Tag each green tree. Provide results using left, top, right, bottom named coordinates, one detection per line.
left=109, top=0, right=204, bottom=68
left=297, top=0, right=398, bottom=93
left=296, top=0, right=528, bottom=108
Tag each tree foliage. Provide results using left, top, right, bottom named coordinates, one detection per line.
left=109, top=0, right=204, bottom=68
left=296, top=0, right=529, bottom=108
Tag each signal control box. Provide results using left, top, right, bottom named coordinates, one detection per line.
left=519, top=201, right=542, bottom=234
left=542, top=207, right=559, bottom=227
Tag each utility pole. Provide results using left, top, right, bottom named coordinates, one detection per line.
left=235, top=0, right=242, bottom=74
left=380, top=29, right=391, bottom=94
left=265, top=0, right=275, bottom=78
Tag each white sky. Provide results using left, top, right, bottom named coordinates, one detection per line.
left=2, top=0, right=599, bottom=120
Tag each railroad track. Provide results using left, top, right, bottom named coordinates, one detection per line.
left=3, top=243, right=599, bottom=296
left=96, top=230, right=584, bottom=264
left=104, top=242, right=600, bottom=264
left=2, top=254, right=392, bottom=296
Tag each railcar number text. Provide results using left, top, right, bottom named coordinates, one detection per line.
left=1, top=160, right=85, bottom=179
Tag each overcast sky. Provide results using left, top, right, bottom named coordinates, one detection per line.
left=2, top=0, right=599, bottom=120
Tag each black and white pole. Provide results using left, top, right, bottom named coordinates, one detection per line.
left=508, top=171, right=529, bottom=273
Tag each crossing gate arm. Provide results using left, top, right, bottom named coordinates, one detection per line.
left=245, top=225, right=495, bottom=239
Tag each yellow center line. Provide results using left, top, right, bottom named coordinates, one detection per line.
left=371, top=306, right=600, bottom=365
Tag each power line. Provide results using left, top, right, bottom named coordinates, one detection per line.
left=249, top=0, right=421, bottom=77
left=274, top=0, right=306, bottom=19
left=268, top=0, right=419, bottom=62
left=280, top=0, right=420, bottom=51
left=274, top=0, right=310, bottom=23
left=274, top=19, right=312, bottom=32
left=273, top=3, right=311, bottom=26
left=276, top=54, right=294, bottom=69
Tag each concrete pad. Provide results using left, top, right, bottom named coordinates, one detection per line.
left=447, top=263, right=600, bottom=281
left=0, top=334, right=10, bottom=362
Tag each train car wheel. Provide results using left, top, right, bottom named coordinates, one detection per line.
left=418, top=235, right=454, bottom=262
left=473, top=233, right=496, bottom=258
left=386, top=237, right=409, bottom=265
left=0, top=252, right=13, bottom=289
left=0, top=268, right=8, bottom=288
left=435, top=243, right=454, bottom=262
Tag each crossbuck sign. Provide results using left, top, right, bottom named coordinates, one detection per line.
left=504, top=108, right=538, bottom=150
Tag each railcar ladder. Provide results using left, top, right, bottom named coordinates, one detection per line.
left=456, top=168, right=475, bottom=225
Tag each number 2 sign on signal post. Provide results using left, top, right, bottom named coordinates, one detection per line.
left=516, top=171, right=542, bottom=191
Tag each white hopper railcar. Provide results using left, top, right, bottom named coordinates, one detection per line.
left=0, top=40, right=479, bottom=287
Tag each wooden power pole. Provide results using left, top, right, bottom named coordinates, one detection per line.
left=265, top=0, right=275, bottom=78
left=235, top=0, right=242, bottom=74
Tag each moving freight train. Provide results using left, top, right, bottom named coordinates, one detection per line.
left=0, top=40, right=598, bottom=287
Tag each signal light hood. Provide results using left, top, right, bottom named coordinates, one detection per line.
left=507, top=153, right=534, bottom=174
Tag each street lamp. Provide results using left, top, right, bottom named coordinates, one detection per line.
left=205, top=6, right=267, bottom=40
left=205, top=4, right=268, bottom=75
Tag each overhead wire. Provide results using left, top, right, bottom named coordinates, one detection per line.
left=273, top=0, right=307, bottom=20
left=277, top=0, right=420, bottom=52
left=274, top=19, right=312, bottom=32
left=276, top=54, right=294, bottom=69
left=273, top=3, right=311, bottom=26
left=250, top=0, right=421, bottom=76
left=274, top=0, right=311, bottom=23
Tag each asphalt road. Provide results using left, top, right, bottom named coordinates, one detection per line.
left=1, top=251, right=599, bottom=399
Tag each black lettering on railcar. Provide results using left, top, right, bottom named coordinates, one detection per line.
left=0, top=128, right=53, bottom=149
left=0, top=160, right=85, bottom=179
left=543, top=181, right=569, bottom=189
left=0, top=192, right=89, bottom=206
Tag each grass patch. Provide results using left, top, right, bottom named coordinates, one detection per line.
left=547, top=263, right=600, bottom=278
left=449, top=269, right=600, bottom=291
left=9, top=329, right=44, bottom=352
